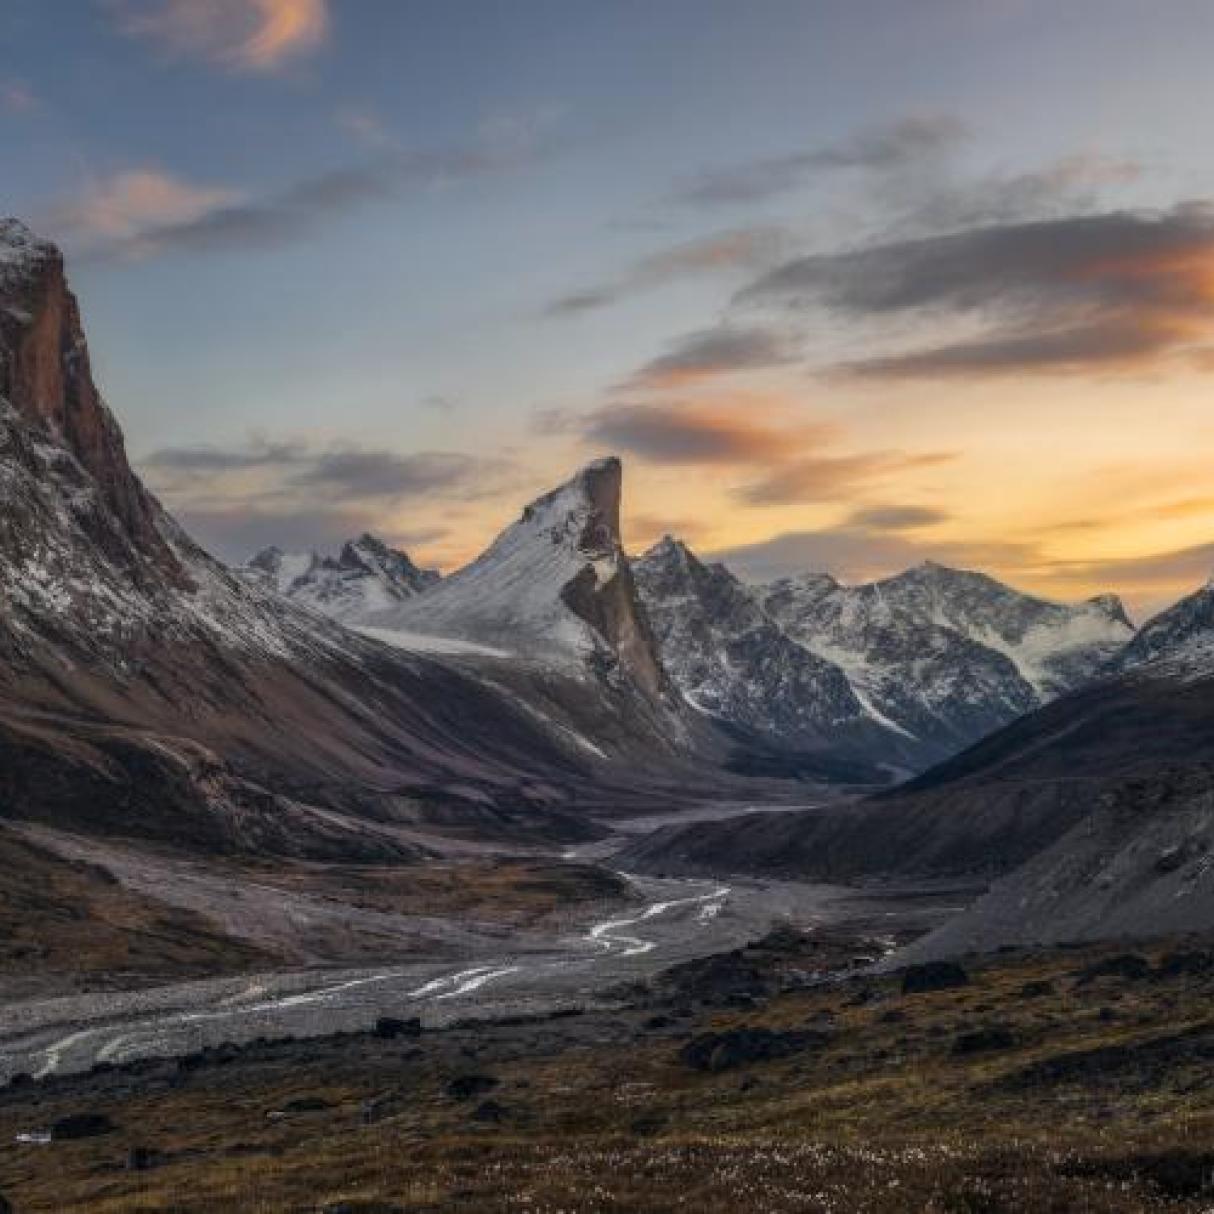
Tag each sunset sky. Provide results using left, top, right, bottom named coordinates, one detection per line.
left=6, top=1, right=1214, bottom=617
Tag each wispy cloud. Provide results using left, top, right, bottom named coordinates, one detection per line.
left=47, top=169, right=239, bottom=244
left=672, top=114, right=967, bottom=207
left=903, top=153, right=1142, bottom=233
left=53, top=129, right=549, bottom=262
left=580, top=401, right=832, bottom=465
left=845, top=503, right=951, bottom=531
left=143, top=438, right=512, bottom=503
left=740, top=203, right=1214, bottom=378
left=546, top=226, right=786, bottom=316
left=143, top=439, right=522, bottom=565
left=109, top=0, right=329, bottom=73
left=714, top=526, right=1039, bottom=588
left=564, top=398, right=952, bottom=514
left=625, top=325, right=799, bottom=389
left=735, top=451, right=955, bottom=506
left=1044, top=541, right=1214, bottom=594
left=142, top=437, right=516, bottom=562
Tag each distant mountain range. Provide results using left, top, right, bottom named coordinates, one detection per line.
left=245, top=534, right=440, bottom=622
left=255, top=512, right=1133, bottom=777
left=634, top=538, right=1131, bottom=772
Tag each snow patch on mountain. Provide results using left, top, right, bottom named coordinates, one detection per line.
left=632, top=537, right=899, bottom=765
left=0, top=218, right=52, bottom=288
left=355, top=625, right=512, bottom=659
left=243, top=534, right=440, bottom=624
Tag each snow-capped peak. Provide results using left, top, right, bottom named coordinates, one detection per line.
left=363, top=457, right=668, bottom=697
left=0, top=217, right=55, bottom=286
left=1084, top=592, right=1133, bottom=628
left=636, top=537, right=1136, bottom=771
left=242, top=534, right=439, bottom=622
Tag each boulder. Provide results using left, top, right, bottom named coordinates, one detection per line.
left=679, top=1027, right=829, bottom=1072
left=373, top=1017, right=422, bottom=1040
left=470, top=1099, right=508, bottom=1123
left=901, top=961, right=969, bottom=995
left=446, top=1074, right=499, bottom=1101
left=951, top=1025, right=1016, bottom=1055
left=49, top=1112, right=115, bottom=1140
left=1075, top=954, right=1151, bottom=985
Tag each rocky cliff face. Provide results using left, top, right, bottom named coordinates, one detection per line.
left=1116, top=578, right=1214, bottom=676
left=0, top=219, right=175, bottom=577
left=632, top=538, right=898, bottom=768
left=376, top=457, right=671, bottom=702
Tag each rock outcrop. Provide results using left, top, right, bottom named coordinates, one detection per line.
left=0, top=219, right=175, bottom=575
left=375, top=457, right=671, bottom=701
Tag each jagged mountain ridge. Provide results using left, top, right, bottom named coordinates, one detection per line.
left=244, top=534, right=440, bottom=623
left=632, top=537, right=1132, bottom=771
left=257, top=516, right=1133, bottom=779
left=1115, top=576, right=1214, bottom=676
left=631, top=538, right=904, bottom=770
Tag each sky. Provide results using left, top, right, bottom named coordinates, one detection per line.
left=5, top=0, right=1214, bottom=618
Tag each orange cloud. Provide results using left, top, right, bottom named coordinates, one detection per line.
left=48, top=169, right=237, bottom=244
left=743, top=204, right=1214, bottom=379
left=581, top=398, right=835, bottom=465
left=736, top=451, right=956, bottom=506
left=113, top=0, right=328, bottom=72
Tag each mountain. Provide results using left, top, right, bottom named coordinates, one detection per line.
left=0, top=219, right=662, bottom=860
left=632, top=538, right=905, bottom=774
left=368, top=457, right=670, bottom=699
left=758, top=562, right=1132, bottom=758
left=244, top=534, right=440, bottom=623
left=633, top=540, right=1132, bottom=772
left=623, top=567, right=1214, bottom=954
left=894, top=766, right=1214, bottom=962
left=1116, top=577, right=1214, bottom=675
left=250, top=502, right=897, bottom=788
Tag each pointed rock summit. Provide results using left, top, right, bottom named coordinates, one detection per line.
left=633, top=535, right=884, bottom=764
left=376, top=456, right=668, bottom=697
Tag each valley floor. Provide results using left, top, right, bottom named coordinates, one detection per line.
left=4, top=928, right=1214, bottom=1211
left=0, top=864, right=959, bottom=1084
left=9, top=798, right=1207, bottom=1212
